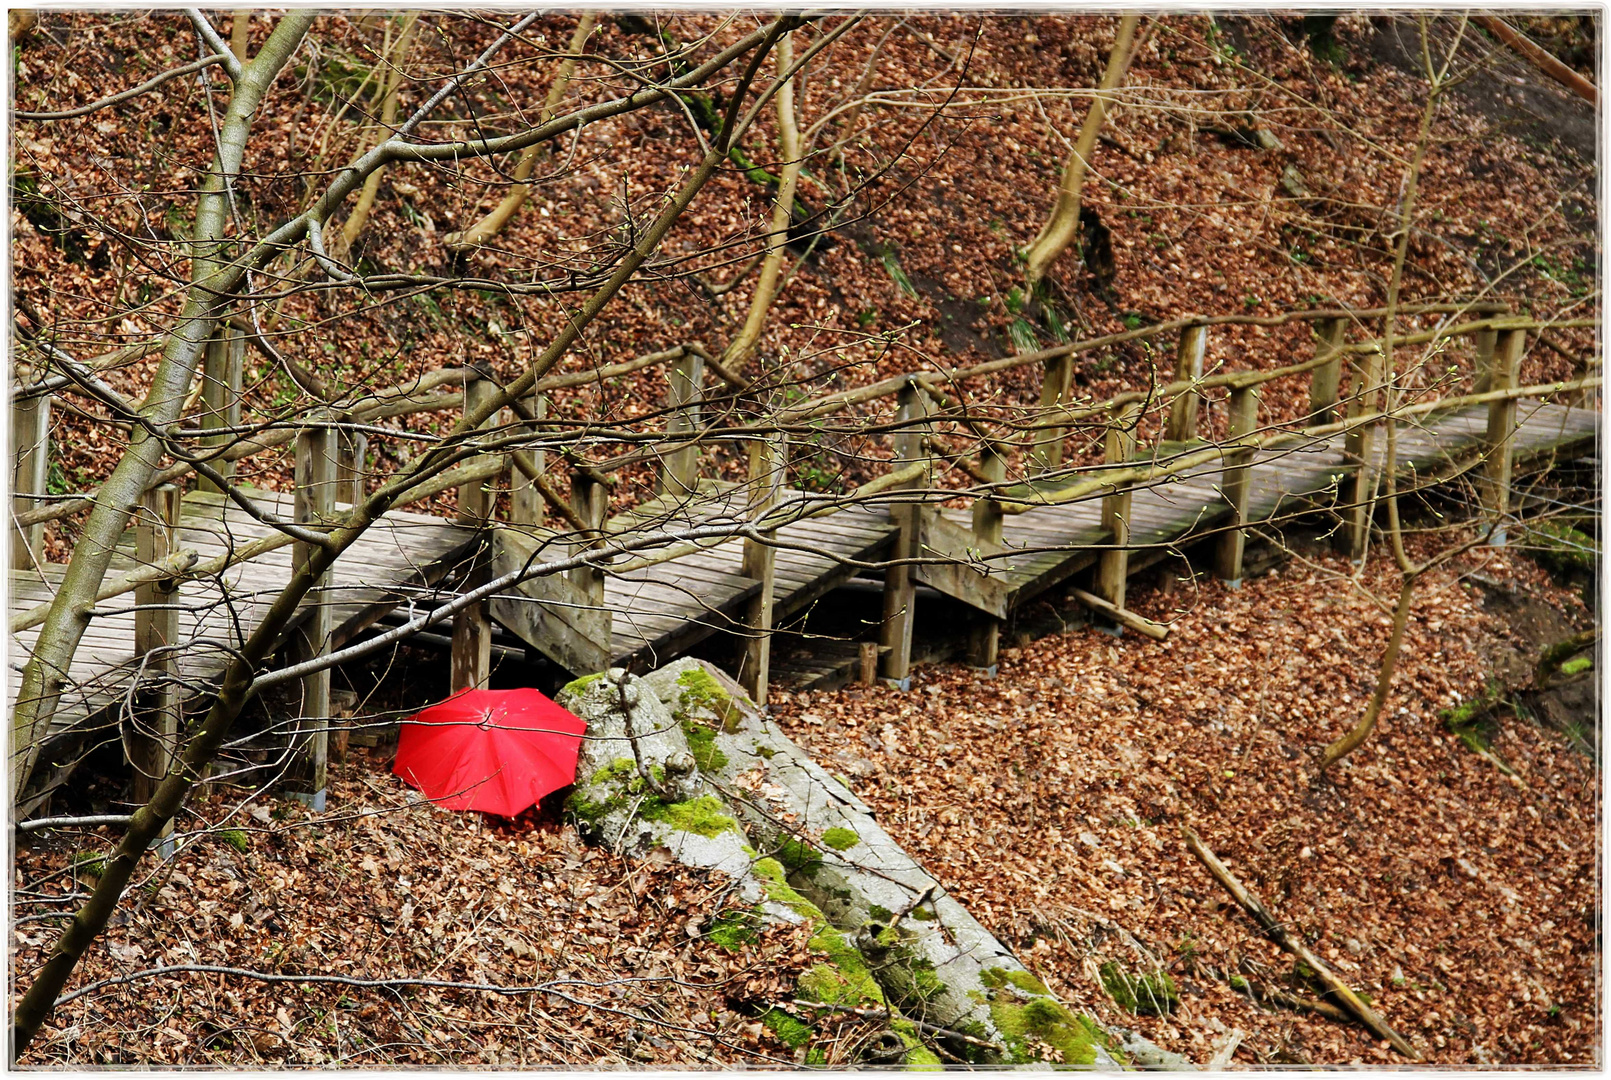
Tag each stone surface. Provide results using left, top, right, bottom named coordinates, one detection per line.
left=640, top=657, right=1125, bottom=1067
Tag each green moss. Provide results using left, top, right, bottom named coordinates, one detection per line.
left=988, top=995, right=1111, bottom=1065
left=761, top=1007, right=813, bottom=1049
left=707, top=908, right=763, bottom=950
left=559, top=671, right=607, bottom=697
left=776, top=836, right=823, bottom=876
left=869, top=905, right=894, bottom=922
left=752, top=858, right=884, bottom=1010
left=909, top=905, right=936, bottom=921
left=821, top=827, right=860, bottom=851
left=981, top=967, right=1050, bottom=997
left=756, top=745, right=776, bottom=760
left=675, top=667, right=743, bottom=732
left=639, top=795, right=738, bottom=838
left=1228, top=974, right=1250, bottom=992
left=1100, top=961, right=1179, bottom=1016
left=1524, top=521, right=1598, bottom=575
left=1561, top=655, right=1593, bottom=676
left=891, top=1018, right=944, bottom=1069
left=219, top=829, right=250, bottom=853
left=71, top=850, right=108, bottom=878
left=680, top=719, right=728, bottom=775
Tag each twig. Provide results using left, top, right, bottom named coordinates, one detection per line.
left=1182, top=826, right=1420, bottom=1060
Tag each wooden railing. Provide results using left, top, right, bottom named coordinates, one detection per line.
left=11, top=305, right=1600, bottom=754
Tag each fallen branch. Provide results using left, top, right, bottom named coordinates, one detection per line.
left=1068, top=586, right=1170, bottom=640
left=1182, top=825, right=1420, bottom=1060
left=1225, top=972, right=1350, bottom=1024
left=1475, top=16, right=1597, bottom=106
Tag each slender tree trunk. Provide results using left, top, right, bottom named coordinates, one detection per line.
left=1319, top=17, right=1465, bottom=770
left=340, top=13, right=421, bottom=247
left=445, top=15, right=596, bottom=251
left=722, top=30, right=804, bottom=375
left=1319, top=573, right=1418, bottom=770
left=1022, top=14, right=1138, bottom=293
left=9, top=12, right=316, bottom=805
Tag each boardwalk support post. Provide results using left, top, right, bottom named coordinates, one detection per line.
left=739, top=433, right=786, bottom=704
left=510, top=392, right=546, bottom=526
left=570, top=467, right=610, bottom=613
left=1307, top=317, right=1346, bottom=425
left=198, top=326, right=244, bottom=500
left=1337, top=330, right=1385, bottom=559
left=452, top=372, right=500, bottom=692
left=661, top=348, right=704, bottom=497
left=291, top=423, right=336, bottom=810
left=880, top=380, right=929, bottom=685
left=966, top=441, right=1006, bottom=670
left=1031, top=351, right=1074, bottom=472
left=1482, top=329, right=1526, bottom=544
left=10, top=371, right=50, bottom=570
left=1165, top=323, right=1207, bottom=442
left=1093, top=401, right=1139, bottom=624
left=132, top=483, right=182, bottom=853
left=1215, top=385, right=1259, bottom=586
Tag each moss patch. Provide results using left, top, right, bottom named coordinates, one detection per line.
left=752, top=858, right=885, bottom=1010
left=559, top=671, right=607, bottom=697
left=707, top=908, right=764, bottom=950
left=981, top=966, right=1050, bottom=997
left=761, top=1007, right=813, bottom=1049
left=1100, top=961, right=1179, bottom=1016
left=680, top=718, right=728, bottom=775
left=639, top=795, right=738, bottom=838
left=674, top=667, right=743, bottom=732
left=821, top=827, right=860, bottom=851
left=891, top=1018, right=944, bottom=1069
left=776, top=836, right=823, bottom=876
left=988, top=995, right=1112, bottom=1065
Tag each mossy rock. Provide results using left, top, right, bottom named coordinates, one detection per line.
left=673, top=666, right=744, bottom=733
left=988, top=994, right=1116, bottom=1065
left=1099, top=961, right=1179, bottom=1016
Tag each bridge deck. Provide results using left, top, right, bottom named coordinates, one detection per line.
left=7, top=401, right=1597, bottom=791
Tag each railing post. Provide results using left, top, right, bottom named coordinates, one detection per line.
left=451, top=372, right=500, bottom=692
left=336, top=429, right=367, bottom=505
left=10, top=375, right=49, bottom=570
left=291, top=422, right=336, bottom=809
left=739, top=432, right=787, bottom=704
left=966, top=440, right=1006, bottom=669
left=569, top=467, right=610, bottom=614
left=660, top=349, right=705, bottom=497
left=1336, top=331, right=1384, bottom=559
left=1470, top=324, right=1499, bottom=394
left=880, top=380, right=930, bottom=684
left=1030, top=352, right=1073, bottom=472
left=1482, top=329, right=1526, bottom=541
left=198, top=326, right=244, bottom=500
left=1093, top=401, right=1139, bottom=618
left=132, top=483, right=182, bottom=849
left=1307, top=317, right=1346, bottom=425
left=1214, top=385, right=1259, bottom=586
left=1164, top=323, right=1207, bottom=442
left=510, top=392, right=546, bottom=526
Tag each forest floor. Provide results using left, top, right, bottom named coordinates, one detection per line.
left=14, top=532, right=1597, bottom=1067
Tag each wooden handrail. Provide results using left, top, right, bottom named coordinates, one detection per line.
left=992, top=375, right=1600, bottom=515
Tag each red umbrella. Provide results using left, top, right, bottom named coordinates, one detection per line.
left=393, top=688, right=587, bottom=817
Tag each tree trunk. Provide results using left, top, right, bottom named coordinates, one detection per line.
left=1022, top=15, right=1139, bottom=293
left=722, top=30, right=804, bottom=375
left=1318, top=572, right=1417, bottom=770
left=9, top=12, right=317, bottom=805
left=444, top=15, right=596, bottom=251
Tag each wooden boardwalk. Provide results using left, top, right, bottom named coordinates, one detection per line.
left=7, top=398, right=1597, bottom=802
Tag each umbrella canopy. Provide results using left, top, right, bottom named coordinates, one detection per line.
left=393, top=688, right=587, bottom=817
